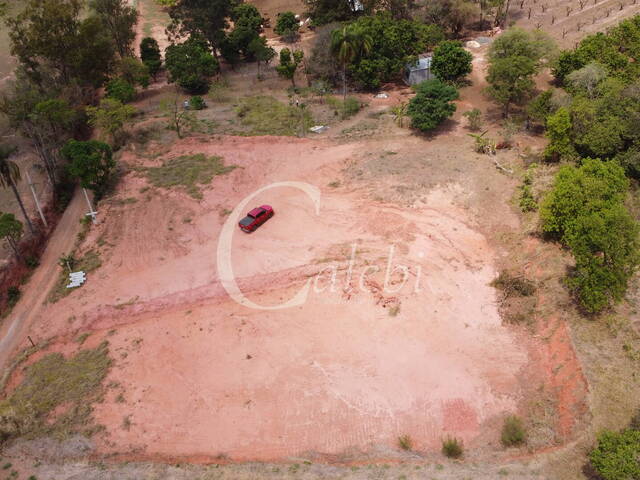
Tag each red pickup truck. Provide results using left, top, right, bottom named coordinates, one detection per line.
left=238, top=205, right=274, bottom=233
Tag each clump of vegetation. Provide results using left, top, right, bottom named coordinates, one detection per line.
left=49, top=250, right=102, bottom=303
left=486, top=28, right=557, bottom=117
left=62, top=140, right=115, bottom=199
left=430, top=40, right=473, bottom=84
left=140, top=36, right=162, bottom=78
left=189, top=96, right=206, bottom=110
left=468, top=131, right=496, bottom=155
left=276, top=48, right=304, bottom=88
left=541, top=158, right=639, bottom=313
left=589, top=429, right=640, bottom=480
left=333, top=14, right=444, bottom=91
left=274, top=11, right=299, bottom=41
left=326, top=96, right=363, bottom=119
left=491, top=271, right=536, bottom=297
left=441, top=437, right=463, bottom=458
left=463, top=108, right=483, bottom=131
left=235, top=96, right=312, bottom=136
left=407, top=79, right=458, bottom=132
left=165, top=35, right=219, bottom=94
left=105, top=78, right=136, bottom=103
left=145, top=154, right=237, bottom=199
left=0, top=342, right=112, bottom=444
left=501, top=415, right=526, bottom=447
left=398, top=434, right=413, bottom=450
left=519, top=163, right=537, bottom=212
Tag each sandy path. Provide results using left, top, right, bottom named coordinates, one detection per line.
left=0, top=190, right=86, bottom=369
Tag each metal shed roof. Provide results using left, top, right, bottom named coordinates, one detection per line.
left=407, top=57, right=432, bottom=72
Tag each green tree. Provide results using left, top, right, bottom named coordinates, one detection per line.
left=421, top=0, right=476, bottom=36
left=589, top=429, right=640, bottom=480
left=330, top=25, right=372, bottom=99
left=543, top=107, right=576, bottom=161
left=89, top=0, right=138, bottom=57
left=118, top=56, right=150, bottom=88
left=86, top=98, right=136, bottom=146
left=62, top=140, right=115, bottom=197
left=165, top=36, right=219, bottom=94
left=275, top=11, right=299, bottom=40
left=304, top=0, right=356, bottom=25
left=407, top=79, right=458, bottom=131
left=140, top=37, right=162, bottom=77
left=105, top=78, right=136, bottom=103
left=526, top=89, right=554, bottom=127
left=276, top=48, right=304, bottom=88
left=339, top=14, right=444, bottom=90
left=431, top=40, right=473, bottom=84
left=486, top=55, right=536, bottom=117
left=0, top=145, right=35, bottom=235
left=167, top=0, right=235, bottom=59
left=540, top=158, right=639, bottom=313
left=6, top=0, right=117, bottom=89
left=248, top=36, right=275, bottom=78
left=232, top=4, right=263, bottom=32
left=0, top=213, right=24, bottom=259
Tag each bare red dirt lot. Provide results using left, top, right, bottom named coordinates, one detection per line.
left=5, top=129, right=586, bottom=463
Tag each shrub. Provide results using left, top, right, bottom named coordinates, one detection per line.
left=541, top=158, right=640, bottom=313
left=165, top=36, right=219, bottom=94
left=463, top=108, right=482, bottom=130
left=431, top=40, right=473, bottom=84
left=140, top=37, right=162, bottom=77
left=274, top=11, right=299, bottom=39
left=519, top=164, right=537, bottom=212
left=327, top=96, right=362, bottom=119
left=407, top=79, right=458, bottom=132
left=398, top=434, right=413, bottom=451
left=501, top=415, right=526, bottom=447
left=189, top=96, right=206, bottom=110
left=6, top=287, right=20, bottom=307
left=442, top=437, right=463, bottom=458
left=105, top=78, right=136, bottom=103
left=589, top=429, right=640, bottom=480
left=491, top=271, right=536, bottom=297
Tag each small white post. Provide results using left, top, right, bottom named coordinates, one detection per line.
left=25, top=170, right=47, bottom=228
left=82, top=188, right=98, bottom=224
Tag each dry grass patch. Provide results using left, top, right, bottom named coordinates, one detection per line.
left=48, top=250, right=102, bottom=304
left=0, top=342, right=112, bottom=443
left=144, top=154, right=237, bottom=199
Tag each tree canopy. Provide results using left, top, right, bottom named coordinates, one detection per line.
left=165, top=36, right=219, bottom=94
left=62, top=140, right=115, bottom=197
left=407, top=79, right=458, bottom=131
left=431, top=40, right=473, bottom=84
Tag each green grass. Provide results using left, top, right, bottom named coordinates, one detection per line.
left=48, top=250, right=102, bottom=304
left=235, top=96, right=312, bottom=136
left=441, top=437, right=463, bottom=459
left=0, top=342, right=112, bottom=442
left=144, top=154, right=237, bottom=199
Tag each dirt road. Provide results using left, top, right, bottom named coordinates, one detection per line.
left=0, top=190, right=85, bottom=370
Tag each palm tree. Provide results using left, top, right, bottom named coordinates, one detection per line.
left=0, top=145, right=35, bottom=235
left=330, top=26, right=373, bottom=100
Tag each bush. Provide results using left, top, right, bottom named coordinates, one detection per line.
left=431, top=40, right=473, bottom=84
left=442, top=437, right=463, bottom=458
left=327, top=96, right=362, bottom=119
left=165, top=36, right=220, bottom=94
left=589, top=429, right=640, bottom=480
left=105, top=78, right=136, bottom=103
left=541, top=158, right=640, bottom=313
left=189, top=96, right=206, bottom=110
left=275, top=11, right=299, bottom=39
left=519, top=164, right=538, bottom=212
left=6, top=287, right=20, bottom=307
left=491, top=271, right=536, bottom=297
left=398, top=434, right=413, bottom=450
left=463, top=108, right=482, bottom=130
left=501, top=415, right=526, bottom=447
left=407, top=79, right=458, bottom=132
left=140, top=37, right=162, bottom=77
